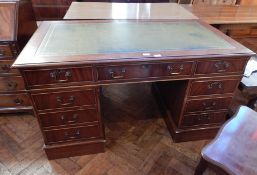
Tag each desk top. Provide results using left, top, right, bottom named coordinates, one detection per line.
left=182, top=5, right=257, bottom=24
left=13, top=20, right=254, bottom=68
left=64, top=2, right=198, bottom=20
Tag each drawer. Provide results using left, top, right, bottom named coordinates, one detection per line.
left=195, top=59, right=247, bottom=75
left=189, top=79, right=239, bottom=96
left=24, top=66, right=93, bottom=87
left=0, top=45, right=13, bottom=59
left=44, top=124, right=102, bottom=144
left=185, top=97, right=232, bottom=113
left=0, top=93, right=31, bottom=107
left=97, top=62, right=193, bottom=81
left=32, top=89, right=97, bottom=111
left=0, top=60, right=19, bottom=75
left=181, top=111, right=227, bottom=127
left=0, top=76, right=25, bottom=92
left=39, top=108, right=99, bottom=128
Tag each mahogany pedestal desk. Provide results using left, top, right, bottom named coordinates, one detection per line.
left=13, top=20, right=254, bottom=159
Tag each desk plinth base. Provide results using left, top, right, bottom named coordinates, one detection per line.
left=162, top=110, right=220, bottom=142
left=44, top=139, right=105, bottom=160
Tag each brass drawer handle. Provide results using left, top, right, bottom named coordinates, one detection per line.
left=109, top=68, right=126, bottom=79
left=208, top=82, right=223, bottom=89
left=202, top=101, right=216, bottom=110
left=50, top=70, right=72, bottom=83
left=0, top=49, right=5, bottom=56
left=214, top=61, right=230, bottom=72
left=0, top=65, right=11, bottom=73
left=7, top=81, right=18, bottom=90
left=64, top=130, right=80, bottom=139
left=167, top=64, right=184, bottom=75
left=61, top=114, right=78, bottom=124
left=56, top=96, right=75, bottom=106
left=14, top=98, right=23, bottom=105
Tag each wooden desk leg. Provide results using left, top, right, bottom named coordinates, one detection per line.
left=194, top=157, right=208, bottom=175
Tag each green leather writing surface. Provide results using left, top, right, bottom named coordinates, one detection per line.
left=36, top=21, right=234, bottom=56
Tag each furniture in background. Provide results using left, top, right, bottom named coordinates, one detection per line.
left=64, top=2, right=198, bottom=20
left=179, top=0, right=237, bottom=4
left=194, top=106, right=257, bottom=175
left=183, top=4, right=257, bottom=38
left=12, top=18, right=254, bottom=159
left=0, top=0, right=37, bottom=113
left=31, top=0, right=73, bottom=20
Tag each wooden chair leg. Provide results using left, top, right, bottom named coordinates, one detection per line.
left=194, top=157, right=208, bottom=175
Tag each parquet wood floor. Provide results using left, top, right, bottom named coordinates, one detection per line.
left=0, top=37, right=255, bottom=175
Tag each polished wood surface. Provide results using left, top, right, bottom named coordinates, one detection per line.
left=12, top=19, right=254, bottom=158
left=64, top=2, right=198, bottom=20
left=183, top=4, right=257, bottom=24
left=195, top=106, right=257, bottom=175
left=0, top=0, right=37, bottom=114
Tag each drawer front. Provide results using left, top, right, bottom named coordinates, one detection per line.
left=24, top=67, right=93, bottom=87
left=185, top=97, right=232, bottom=113
left=0, top=45, right=13, bottom=59
left=97, top=62, right=193, bottom=81
left=181, top=111, right=227, bottom=127
left=0, top=76, right=25, bottom=92
left=0, top=93, right=31, bottom=107
left=189, top=79, right=239, bottom=96
left=39, top=108, right=99, bottom=128
left=0, top=60, right=19, bottom=75
left=195, top=59, right=247, bottom=75
left=44, top=124, right=102, bottom=144
left=32, top=89, right=97, bottom=111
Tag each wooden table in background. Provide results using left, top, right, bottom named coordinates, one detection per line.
left=64, top=2, right=198, bottom=20
left=182, top=5, right=257, bottom=37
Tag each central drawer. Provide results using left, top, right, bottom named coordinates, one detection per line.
left=32, top=89, right=97, bottom=111
left=44, top=124, right=102, bottom=144
left=97, top=62, right=193, bottom=81
left=189, top=78, right=240, bottom=96
left=39, top=108, right=99, bottom=128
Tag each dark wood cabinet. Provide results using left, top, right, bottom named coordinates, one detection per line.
left=0, top=0, right=37, bottom=113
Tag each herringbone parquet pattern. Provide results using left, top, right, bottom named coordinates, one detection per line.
left=0, top=37, right=255, bottom=175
